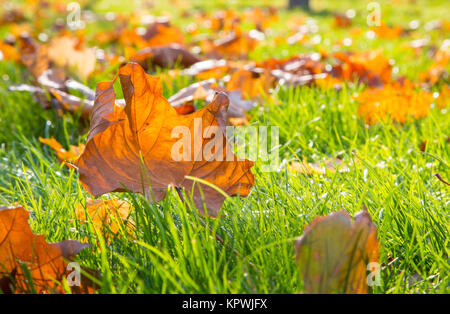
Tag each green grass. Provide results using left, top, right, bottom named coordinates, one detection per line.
left=0, top=0, right=449, bottom=293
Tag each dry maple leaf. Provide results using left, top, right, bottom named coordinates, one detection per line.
left=76, top=62, right=254, bottom=216
left=180, top=59, right=231, bottom=80
left=334, top=14, right=352, bottom=28
left=226, top=69, right=273, bottom=99
left=47, top=35, right=96, bottom=80
left=201, top=30, right=258, bottom=60
left=168, top=79, right=216, bottom=108
left=19, top=35, right=50, bottom=79
left=333, top=50, right=392, bottom=87
left=0, top=206, right=91, bottom=293
left=256, top=55, right=328, bottom=87
left=167, top=78, right=256, bottom=121
left=143, top=22, right=185, bottom=47
left=119, top=20, right=185, bottom=50
left=130, top=44, right=202, bottom=70
left=76, top=199, right=134, bottom=238
left=356, top=80, right=434, bottom=124
left=9, top=82, right=95, bottom=118
left=371, top=23, right=404, bottom=39
left=39, top=137, right=85, bottom=163
left=294, top=210, right=379, bottom=294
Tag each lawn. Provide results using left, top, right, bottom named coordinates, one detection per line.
left=0, top=0, right=448, bottom=294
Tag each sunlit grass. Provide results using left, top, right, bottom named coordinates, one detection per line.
left=0, top=0, right=448, bottom=293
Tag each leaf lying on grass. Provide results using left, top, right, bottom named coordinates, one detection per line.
left=130, top=44, right=202, bottom=70
left=39, top=137, right=85, bottom=163
left=76, top=199, right=134, bottom=239
left=168, top=78, right=256, bottom=119
left=294, top=209, right=379, bottom=294
left=47, top=33, right=96, bottom=80
left=356, top=79, right=434, bottom=124
left=0, top=206, right=91, bottom=293
left=76, top=62, right=254, bottom=216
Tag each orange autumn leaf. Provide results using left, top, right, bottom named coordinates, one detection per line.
left=119, top=29, right=148, bottom=50
left=371, top=23, right=404, bottom=39
left=48, top=88, right=94, bottom=119
left=180, top=59, right=231, bottom=80
left=130, top=44, right=201, bottom=70
left=202, top=31, right=258, bottom=60
left=226, top=69, right=273, bottom=99
left=168, top=79, right=217, bottom=108
left=294, top=209, right=379, bottom=294
left=19, top=36, right=49, bottom=79
left=39, top=137, right=85, bottom=162
left=333, top=50, right=392, bottom=86
left=196, top=65, right=230, bottom=80
left=334, top=14, right=352, bottom=28
left=315, top=74, right=343, bottom=90
left=76, top=62, right=254, bottom=216
left=47, top=35, right=96, bottom=79
left=167, top=78, right=256, bottom=120
left=145, top=23, right=185, bottom=47
left=0, top=206, right=90, bottom=293
left=119, top=22, right=185, bottom=50
left=0, top=42, right=20, bottom=62
left=356, top=81, right=434, bottom=124
left=242, top=7, right=278, bottom=31
left=255, top=55, right=327, bottom=87
left=437, top=85, right=449, bottom=109
left=75, top=199, right=134, bottom=237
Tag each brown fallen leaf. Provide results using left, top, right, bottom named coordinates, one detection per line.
left=143, top=21, right=185, bottom=47
left=19, top=35, right=49, bottom=79
left=119, top=19, right=185, bottom=50
left=371, top=23, right=405, bottom=39
left=76, top=62, right=254, bottom=216
left=256, top=54, right=329, bottom=87
left=226, top=68, right=273, bottom=99
left=0, top=206, right=91, bottom=293
left=201, top=30, right=258, bottom=59
left=356, top=80, right=434, bottom=124
left=47, top=34, right=96, bottom=80
left=8, top=82, right=94, bottom=117
left=180, top=59, right=231, bottom=80
left=75, top=199, right=134, bottom=238
left=334, top=14, right=352, bottom=28
left=130, top=44, right=202, bottom=70
left=332, top=50, right=392, bottom=87
left=168, top=78, right=256, bottom=119
left=0, top=8, right=25, bottom=26
left=39, top=137, right=85, bottom=162
left=48, top=88, right=94, bottom=118
left=168, top=78, right=218, bottom=108
left=294, top=209, right=380, bottom=294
